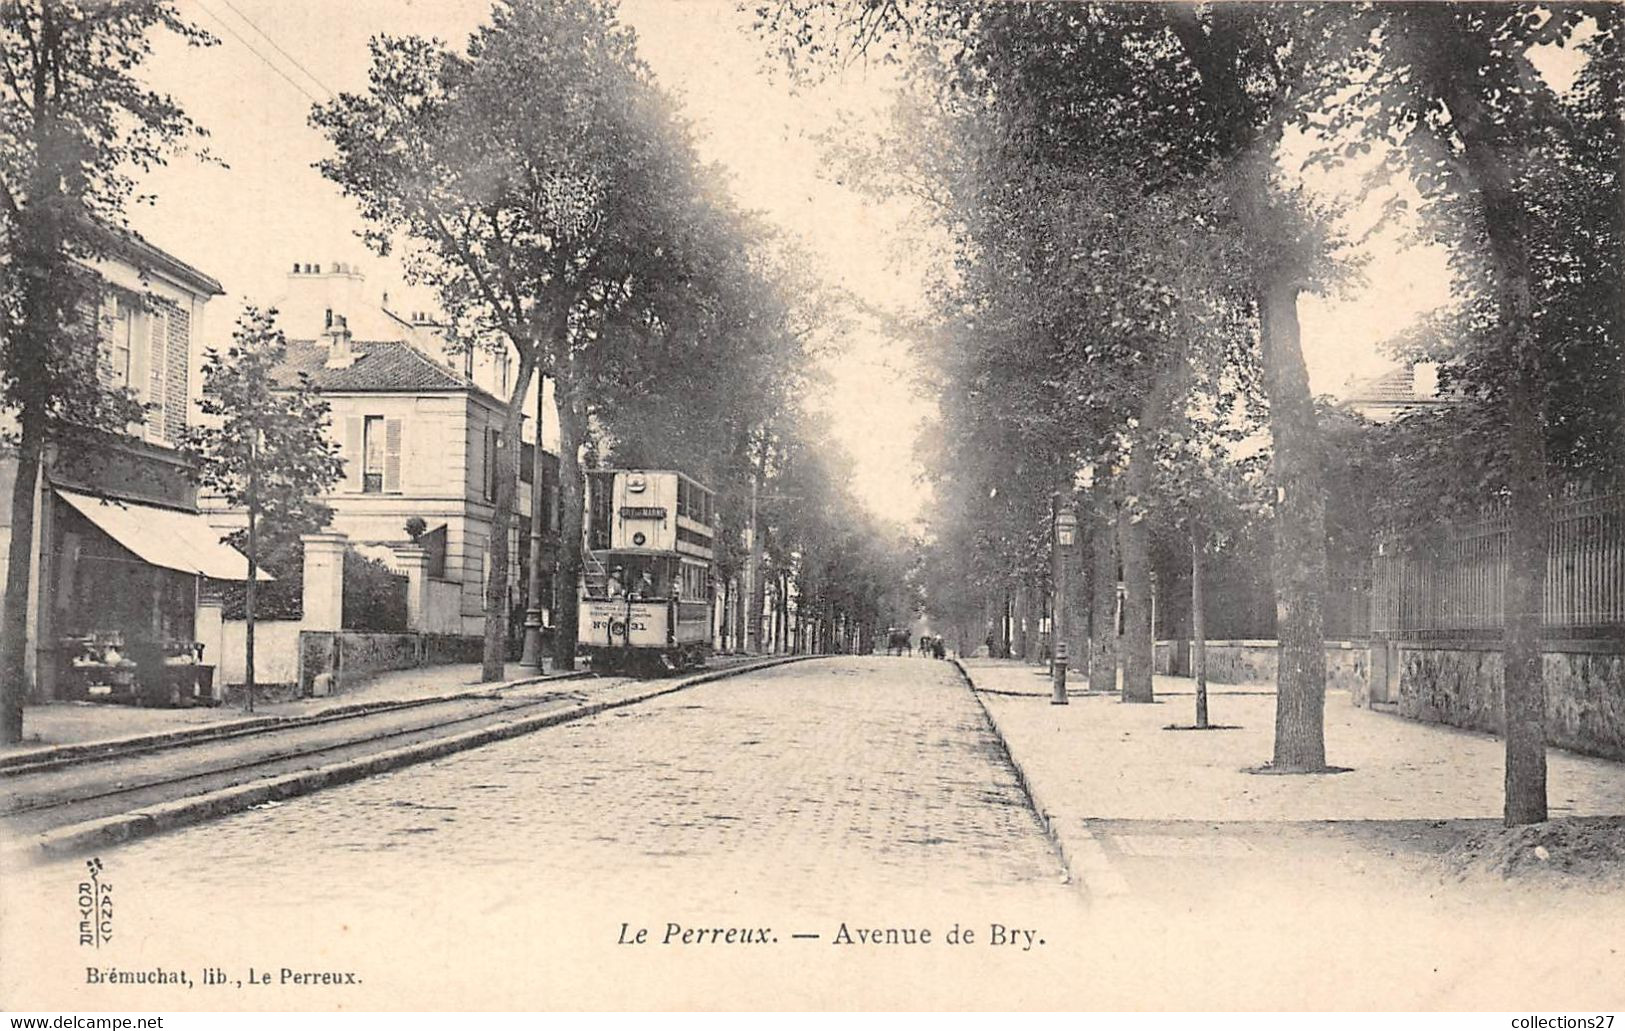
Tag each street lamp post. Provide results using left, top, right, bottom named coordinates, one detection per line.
left=1052, top=503, right=1078, bottom=705
left=519, top=379, right=548, bottom=670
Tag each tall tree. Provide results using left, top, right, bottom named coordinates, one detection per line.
left=184, top=307, right=343, bottom=710
left=314, top=0, right=716, bottom=677
left=760, top=1, right=1354, bottom=770
left=0, top=0, right=211, bottom=741
left=1321, top=4, right=1624, bottom=822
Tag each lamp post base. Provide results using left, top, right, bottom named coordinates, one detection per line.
left=519, top=610, right=546, bottom=670
left=1051, top=660, right=1068, bottom=704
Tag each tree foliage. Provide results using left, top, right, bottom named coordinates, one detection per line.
left=183, top=307, right=344, bottom=702
left=314, top=0, right=731, bottom=675
left=0, top=0, right=213, bottom=741
left=186, top=309, right=344, bottom=547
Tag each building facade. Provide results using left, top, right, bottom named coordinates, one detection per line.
left=247, top=266, right=560, bottom=641
left=0, top=234, right=253, bottom=702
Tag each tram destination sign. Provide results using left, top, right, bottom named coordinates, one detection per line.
left=620, top=505, right=669, bottom=520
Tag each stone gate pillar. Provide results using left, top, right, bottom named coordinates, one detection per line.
left=391, top=543, right=431, bottom=632
left=301, top=532, right=347, bottom=631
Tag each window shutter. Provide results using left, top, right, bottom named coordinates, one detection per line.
left=479, top=427, right=490, bottom=501
left=146, top=308, right=167, bottom=443
left=344, top=416, right=363, bottom=492
left=384, top=418, right=403, bottom=493
left=486, top=428, right=502, bottom=501
left=494, top=429, right=503, bottom=500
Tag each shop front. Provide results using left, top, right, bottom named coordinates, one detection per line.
left=47, top=488, right=261, bottom=706
left=16, top=433, right=260, bottom=707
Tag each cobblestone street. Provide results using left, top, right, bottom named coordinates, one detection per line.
left=2, top=657, right=1086, bottom=1010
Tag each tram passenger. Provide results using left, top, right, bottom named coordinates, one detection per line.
left=608, top=566, right=626, bottom=598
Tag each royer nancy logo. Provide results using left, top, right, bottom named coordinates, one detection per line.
left=77, top=857, right=112, bottom=948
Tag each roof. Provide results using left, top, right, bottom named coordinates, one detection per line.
left=113, top=230, right=226, bottom=297
left=1345, top=367, right=1418, bottom=403
left=57, top=488, right=266, bottom=582
left=277, top=339, right=501, bottom=404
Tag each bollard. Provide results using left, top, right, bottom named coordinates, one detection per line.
left=1051, top=641, right=1068, bottom=704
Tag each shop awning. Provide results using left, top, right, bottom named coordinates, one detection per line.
left=55, top=488, right=270, bottom=582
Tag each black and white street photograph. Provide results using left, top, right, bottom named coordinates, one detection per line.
left=1, top=0, right=1622, bottom=1018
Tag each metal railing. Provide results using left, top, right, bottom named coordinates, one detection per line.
left=1371, top=492, right=1625, bottom=638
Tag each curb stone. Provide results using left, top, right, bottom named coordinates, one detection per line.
left=950, top=658, right=1078, bottom=893
left=9, top=655, right=817, bottom=866
left=0, top=670, right=598, bottom=776
left=955, top=660, right=1133, bottom=901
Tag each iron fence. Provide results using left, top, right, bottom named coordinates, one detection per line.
left=1371, top=492, right=1625, bottom=638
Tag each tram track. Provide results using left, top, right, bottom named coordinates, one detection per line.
left=0, top=682, right=610, bottom=822
left=0, top=672, right=596, bottom=779
left=2, top=654, right=815, bottom=862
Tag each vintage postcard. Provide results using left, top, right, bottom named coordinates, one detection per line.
left=1, top=0, right=1621, bottom=1016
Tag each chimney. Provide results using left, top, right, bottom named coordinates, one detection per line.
left=324, top=313, right=358, bottom=369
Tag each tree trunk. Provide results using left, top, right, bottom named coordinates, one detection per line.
left=1503, top=379, right=1548, bottom=823
left=1119, top=444, right=1155, bottom=703
left=1066, top=499, right=1091, bottom=682
left=1089, top=491, right=1119, bottom=694
left=244, top=501, right=258, bottom=712
left=0, top=50, right=75, bottom=743
left=1013, top=581, right=1029, bottom=660
left=1258, top=273, right=1329, bottom=771
left=550, top=382, right=585, bottom=671
left=1001, top=590, right=1013, bottom=657
left=721, top=576, right=733, bottom=651
left=1, top=416, right=43, bottom=742
left=783, top=574, right=791, bottom=652
left=1162, top=9, right=1330, bottom=767
left=481, top=356, right=537, bottom=682
left=0, top=184, right=65, bottom=742
left=746, top=447, right=768, bottom=653
left=1192, top=529, right=1209, bottom=730
left=1463, top=118, right=1550, bottom=824
left=520, top=374, right=550, bottom=669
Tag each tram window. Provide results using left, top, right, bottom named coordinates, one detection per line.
left=679, top=564, right=703, bottom=600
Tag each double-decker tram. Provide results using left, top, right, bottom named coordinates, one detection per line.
left=578, top=469, right=716, bottom=674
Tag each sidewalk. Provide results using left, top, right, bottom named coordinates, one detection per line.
left=958, top=658, right=1625, bottom=1009
left=962, top=658, right=1625, bottom=822
left=3, top=661, right=573, bottom=761
left=3, top=650, right=784, bottom=766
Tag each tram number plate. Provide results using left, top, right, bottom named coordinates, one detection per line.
left=593, top=618, right=648, bottom=634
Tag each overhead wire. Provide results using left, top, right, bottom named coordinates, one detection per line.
left=191, top=0, right=330, bottom=104
left=216, top=0, right=337, bottom=98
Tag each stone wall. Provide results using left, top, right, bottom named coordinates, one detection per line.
left=1396, top=641, right=1625, bottom=761
left=297, top=631, right=485, bottom=694
left=423, top=578, right=464, bottom=635
left=214, top=619, right=303, bottom=687
left=1156, top=639, right=1369, bottom=692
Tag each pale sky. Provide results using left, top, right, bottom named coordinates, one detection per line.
left=127, top=0, right=1460, bottom=529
